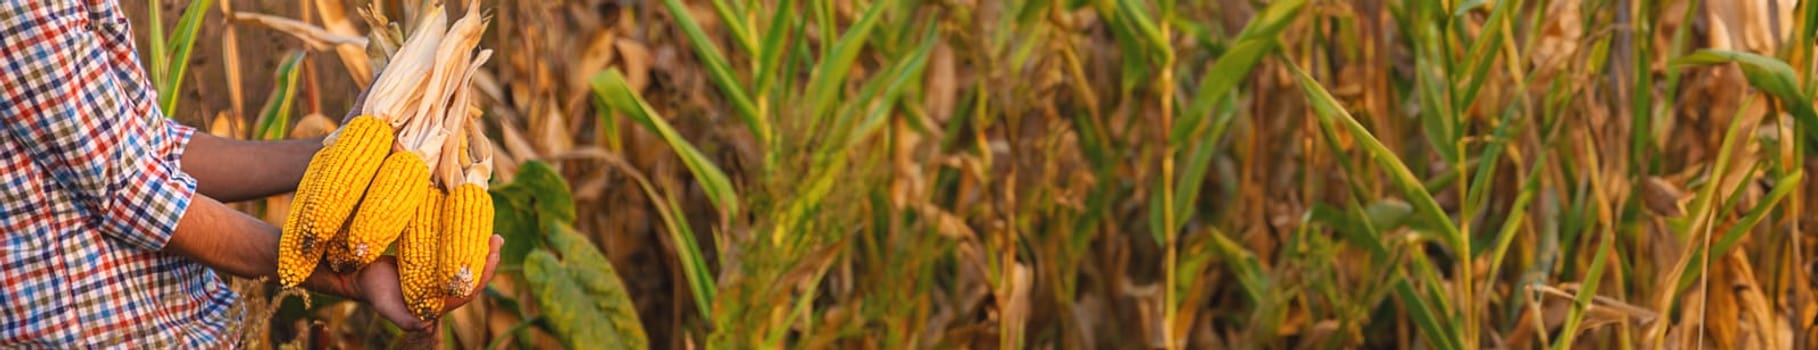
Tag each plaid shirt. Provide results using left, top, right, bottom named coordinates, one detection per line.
left=0, top=0, right=235, bottom=347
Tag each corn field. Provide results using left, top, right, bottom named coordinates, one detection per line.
left=130, top=0, right=1818, bottom=348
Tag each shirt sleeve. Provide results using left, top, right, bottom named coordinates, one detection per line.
left=0, top=1, right=197, bottom=251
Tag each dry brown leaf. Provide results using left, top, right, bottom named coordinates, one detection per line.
left=313, top=0, right=375, bottom=87
left=209, top=111, right=241, bottom=138
left=614, top=39, right=651, bottom=93
left=916, top=203, right=975, bottom=240
left=448, top=298, right=487, bottom=348
left=1000, top=263, right=1032, bottom=348
left=217, top=1, right=245, bottom=119
left=924, top=43, right=957, bottom=123
left=488, top=138, right=520, bottom=184
left=232, top=12, right=370, bottom=51
left=289, top=113, right=339, bottom=139
left=534, top=106, right=575, bottom=156
left=496, top=115, right=541, bottom=160
left=1641, top=176, right=1686, bottom=217
left=571, top=30, right=618, bottom=92
left=1533, top=284, right=1660, bottom=333
left=262, top=195, right=291, bottom=226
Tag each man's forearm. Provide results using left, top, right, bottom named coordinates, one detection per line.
left=162, top=193, right=360, bottom=300
left=181, top=134, right=325, bottom=202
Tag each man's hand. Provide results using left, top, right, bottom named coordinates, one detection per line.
left=351, top=235, right=504, bottom=331
left=164, top=194, right=505, bottom=331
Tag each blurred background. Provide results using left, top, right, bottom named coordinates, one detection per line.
left=126, top=0, right=1818, bottom=348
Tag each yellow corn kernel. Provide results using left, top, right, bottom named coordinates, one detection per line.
left=400, top=185, right=446, bottom=321
left=280, top=115, right=394, bottom=286
left=328, top=152, right=430, bottom=272
left=325, top=227, right=355, bottom=273
left=439, top=183, right=493, bottom=298
left=277, top=221, right=329, bottom=287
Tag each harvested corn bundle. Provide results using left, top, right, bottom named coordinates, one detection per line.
left=277, top=0, right=493, bottom=294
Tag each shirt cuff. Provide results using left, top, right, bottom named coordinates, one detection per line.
left=98, top=121, right=198, bottom=251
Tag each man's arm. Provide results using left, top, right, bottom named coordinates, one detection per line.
left=161, top=193, right=503, bottom=331
left=159, top=193, right=355, bottom=297
left=180, top=134, right=325, bottom=202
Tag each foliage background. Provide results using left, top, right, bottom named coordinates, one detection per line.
left=124, top=0, right=1818, bottom=348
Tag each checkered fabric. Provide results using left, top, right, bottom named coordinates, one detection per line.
left=0, top=0, right=236, bottom=347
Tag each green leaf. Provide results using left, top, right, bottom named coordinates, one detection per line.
left=592, top=70, right=742, bottom=216
left=159, top=0, right=215, bottom=115
left=707, top=0, right=758, bottom=55
left=501, top=161, right=577, bottom=223
left=1205, top=228, right=1269, bottom=306
left=1304, top=202, right=1395, bottom=260
left=658, top=0, right=765, bottom=141
left=1113, top=0, right=1167, bottom=59
left=489, top=190, right=537, bottom=265
left=1395, top=278, right=1461, bottom=350
left=753, top=0, right=800, bottom=93
left=489, top=161, right=577, bottom=265
left=1175, top=40, right=1267, bottom=144
left=1452, top=0, right=1519, bottom=112
left=1674, top=171, right=1802, bottom=293
left=1450, top=0, right=1488, bottom=17
left=1673, top=50, right=1818, bottom=149
left=1287, top=60, right=1463, bottom=251
left=618, top=166, right=717, bottom=318
left=804, top=0, right=898, bottom=121
left=526, top=224, right=648, bottom=350
left=252, top=52, right=306, bottom=140
left=1551, top=231, right=1614, bottom=350
left=147, top=0, right=167, bottom=90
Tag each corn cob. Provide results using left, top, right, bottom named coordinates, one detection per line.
left=440, top=183, right=493, bottom=298
left=279, top=115, right=393, bottom=287
left=328, top=151, right=431, bottom=272
left=324, top=226, right=354, bottom=272
left=400, top=185, right=447, bottom=321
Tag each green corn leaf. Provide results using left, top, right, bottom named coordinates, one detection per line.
left=1113, top=0, right=1166, bottom=58
left=253, top=52, right=306, bottom=140
left=1174, top=0, right=1307, bottom=139
left=159, top=0, right=215, bottom=115
left=1396, top=277, right=1462, bottom=350
left=659, top=0, right=764, bottom=142
left=1464, top=108, right=1524, bottom=229
left=613, top=158, right=717, bottom=319
left=753, top=0, right=800, bottom=93
left=843, top=26, right=936, bottom=149
left=1453, top=0, right=1519, bottom=111
left=804, top=0, right=897, bottom=120
left=708, top=0, right=758, bottom=54
left=1673, top=50, right=1818, bottom=149
left=148, top=0, right=167, bottom=89
left=1206, top=227, right=1269, bottom=306
left=1551, top=230, right=1614, bottom=350
left=592, top=70, right=742, bottom=216
left=1674, top=171, right=1802, bottom=293
left=1450, top=0, right=1488, bottom=17
left=1288, top=60, right=1463, bottom=251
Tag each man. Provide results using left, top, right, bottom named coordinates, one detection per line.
left=0, top=1, right=498, bottom=347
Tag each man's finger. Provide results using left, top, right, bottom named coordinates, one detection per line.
left=440, top=235, right=503, bottom=312
left=478, top=234, right=502, bottom=285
